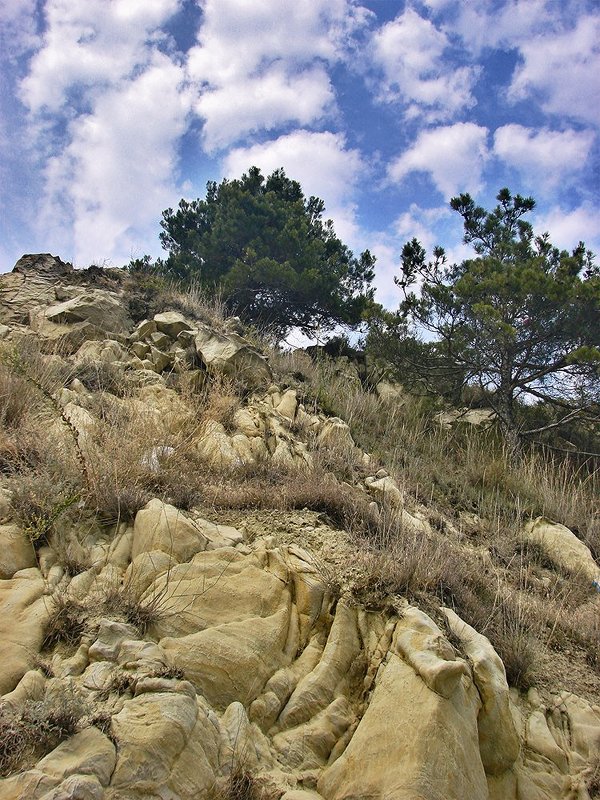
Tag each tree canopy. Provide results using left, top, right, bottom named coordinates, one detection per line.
left=395, top=188, right=600, bottom=445
left=158, top=167, right=376, bottom=339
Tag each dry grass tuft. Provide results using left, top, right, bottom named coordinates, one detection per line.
left=0, top=687, right=87, bottom=776
left=207, top=766, right=281, bottom=800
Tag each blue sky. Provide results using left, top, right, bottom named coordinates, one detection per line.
left=1, top=0, right=598, bottom=308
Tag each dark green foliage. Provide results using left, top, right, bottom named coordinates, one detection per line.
left=396, top=188, right=600, bottom=444
left=158, top=167, right=376, bottom=338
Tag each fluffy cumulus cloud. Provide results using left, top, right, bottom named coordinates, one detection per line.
left=16, top=0, right=190, bottom=264
left=493, top=125, right=595, bottom=190
left=187, top=0, right=369, bottom=152
left=42, top=55, right=190, bottom=263
left=370, top=7, right=479, bottom=120
left=21, top=0, right=180, bottom=112
left=388, top=122, right=490, bottom=198
left=507, top=14, right=600, bottom=126
left=535, top=203, right=600, bottom=254
left=0, top=0, right=38, bottom=57
left=223, top=130, right=365, bottom=245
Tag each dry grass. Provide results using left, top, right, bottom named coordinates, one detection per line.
left=0, top=686, right=87, bottom=776
left=206, top=766, right=281, bottom=800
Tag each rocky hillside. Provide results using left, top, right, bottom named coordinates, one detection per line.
left=0, top=254, right=598, bottom=800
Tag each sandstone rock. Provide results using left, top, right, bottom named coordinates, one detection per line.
left=0, top=255, right=72, bottom=326
left=194, top=324, right=272, bottom=386
left=38, top=291, right=130, bottom=335
left=153, top=311, right=194, bottom=339
left=318, top=652, right=488, bottom=800
left=38, top=774, right=105, bottom=800
left=277, top=602, right=361, bottom=731
left=145, top=548, right=289, bottom=637
left=436, top=408, right=496, bottom=428
left=0, top=523, right=36, bottom=578
left=109, top=691, right=200, bottom=793
left=36, top=728, right=116, bottom=787
left=131, top=499, right=208, bottom=563
left=317, top=418, right=354, bottom=450
left=161, top=606, right=292, bottom=708
left=375, top=380, right=406, bottom=403
left=0, top=569, right=48, bottom=695
left=442, top=607, right=520, bottom=775
left=74, top=339, right=127, bottom=364
left=393, top=606, right=469, bottom=699
left=88, top=620, right=139, bottom=663
left=523, top=516, right=599, bottom=583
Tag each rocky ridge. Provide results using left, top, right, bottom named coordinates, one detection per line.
left=0, top=255, right=598, bottom=799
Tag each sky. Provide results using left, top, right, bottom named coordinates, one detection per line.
left=1, top=0, right=599, bottom=308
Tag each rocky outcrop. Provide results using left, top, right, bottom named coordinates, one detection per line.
left=523, top=517, right=600, bottom=585
left=0, top=255, right=599, bottom=800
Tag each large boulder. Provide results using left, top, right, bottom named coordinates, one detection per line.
left=318, top=652, right=488, bottom=800
left=0, top=255, right=72, bottom=325
left=523, top=516, right=600, bottom=584
left=34, top=291, right=131, bottom=336
left=0, top=569, right=49, bottom=695
left=0, top=523, right=37, bottom=578
left=194, top=324, right=272, bottom=387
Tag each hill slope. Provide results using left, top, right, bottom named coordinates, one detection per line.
left=0, top=254, right=598, bottom=800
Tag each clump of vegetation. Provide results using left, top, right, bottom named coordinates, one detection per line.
left=0, top=687, right=87, bottom=776
left=207, top=765, right=281, bottom=800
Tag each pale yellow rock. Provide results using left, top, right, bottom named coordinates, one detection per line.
left=74, top=339, right=127, bottom=364
left=0, top=569, right=48, bottom=695
left=318, top=653, right=488, bottom=800
left=523, top=516, right=599, bottom=583
left=0, top=523, right=36, bottom=578
left=375, top=380, right=406, bottom=403
left=36, top=728, right=116, bottom=787
left=153, top=311, right=194, bottom=338
left=393, top=606, right=469, bottom=699
left=110, top=691, right=198, bottom=792
left=364, top=474, right=404, bottom=508
left=196, top=419, right=242, bottom=468
left=273, top=696, right=356, bottom=770
left=232, top=407, right=264, bottom=437
left=143, top=547, right=286, bottom=639
left=88, top=619, right=139, bottom=663
left=123, top=550, right=173, bottom=597
left=276, top=389, right=298, bottom=420
left=131, top=499, right=208, bottom=563
left=442, top=607, right=520, bottom=775
left=161, top=607, right=291, bottom=708
left=1, top=668, right=46, bottom=708
left=250, top=633, right=327, bottom=732
left=317, top=418, right=354, bottom=450
left=166, top=697, right=220, bottom=798
left=38, top=774, right=104, bottom=799
left=42, top=290, right=130, bottom=334
left=277, top=602, right=361, bottom=731
left=194, top=324, right=272, bottom=386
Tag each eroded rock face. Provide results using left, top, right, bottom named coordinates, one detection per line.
left=2, top=518, right=598, bottom=800
left=1, top=257, right=599, bottom=800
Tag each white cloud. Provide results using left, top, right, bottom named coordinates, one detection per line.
left=388, top=123, right=490, bottom=198
left=196, top=64, right=335, bottom=152
left=493, top=125, right=595, bottom=190
left=534, top=203, right=600, bottom=254
left=187, top=0, right=369, bottom=151
left=508, top=14, right=600, bottom=126
left=0, top=0, right=38, bottom=57
left=223, top=130, right=366, bottom=245
left=428, top=0, right=549, bottom=54
left=370, top=7, right=479, bottom=120
left=40, top=53, right=191, bottom=264
left=20, top=0, right=180, bottom=112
